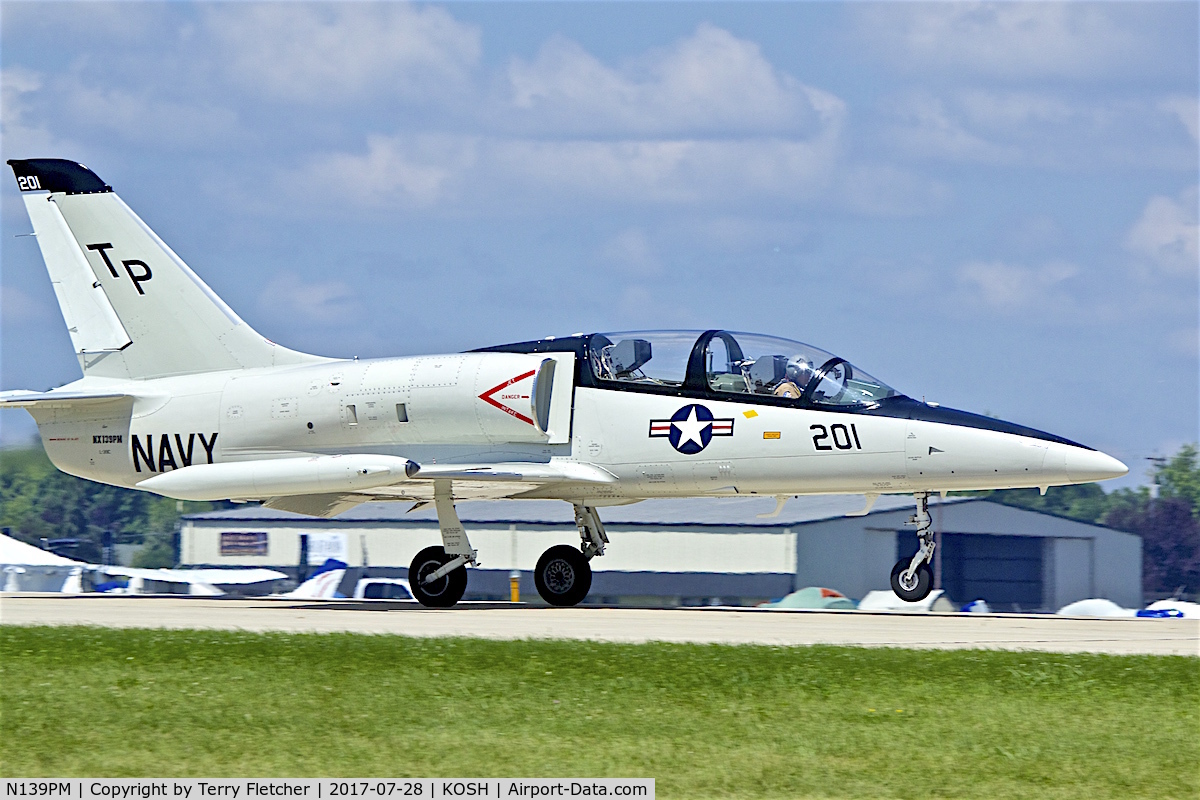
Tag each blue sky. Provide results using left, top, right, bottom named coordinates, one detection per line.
left=1, top=2, right=1197, bottom=489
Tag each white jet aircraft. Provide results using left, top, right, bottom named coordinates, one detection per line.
left=2, top=159, right=1128, bottom=607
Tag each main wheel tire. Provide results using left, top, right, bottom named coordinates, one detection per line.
left=409, top=546, right=467, bottom=608
left=890, top=558, right=933, bottom=602
left=534, top=545, right=592, bottom=607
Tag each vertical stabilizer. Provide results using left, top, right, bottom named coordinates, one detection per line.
left=8, top=159, right=325, bottom=379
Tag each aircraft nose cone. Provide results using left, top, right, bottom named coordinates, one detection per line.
left=1065, top=447, right=1128, bottom=483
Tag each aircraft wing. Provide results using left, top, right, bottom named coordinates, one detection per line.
left=263, top=494, right=370, bottom=518
left=289, top=461, right=619, bottom=512
left=0, top=389, right=133, bottom=407
left=408, top=461, right=617, bottom=484
left=258, top=462, right=619, bottom=516
left=138, top=455, right=617, bottom=516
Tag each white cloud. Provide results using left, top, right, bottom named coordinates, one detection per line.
left=284, top=22, right=850, bottom=212
left=880, top=89, right=1197, bottom=170
left=1125, top=187, right=1200, bottom=278
left=488, top=135, right=840, bottom=205
left=955, top=260, right=1080, bottom=313
left=505, top=24, right=830, bottom=137
left=0, top=68, right=68, bottom=156
left=205, top=3, right=481, bottom=103
left=288, top=123, right=844, bottom=212
left=60, top=83, right=240, bottom=149
left=14, top=17, right=854, bottom=213
left=838, top=163, right=953, bottom=217
left=1007, top=215, right=1067, bottom=253
left=1160, top=96, right=1199, bottom=143
left=856, top=3, right=1137, bottom=78
left=957, top=91, right=1103, bottom=131
left=258, top=273, right=359, bottom=324
left=0, top=3, right=167, bottom=43
left=883, top=92, right=1020, bottom=164
left=672, top=215, right=814, bottom=252
left=292, top=134, right=478, bottom=208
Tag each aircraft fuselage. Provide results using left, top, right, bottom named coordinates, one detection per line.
left=32, top=347, right=1121, bottom=505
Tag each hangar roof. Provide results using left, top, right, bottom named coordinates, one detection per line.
left=184, top=494, right=968, bottom=528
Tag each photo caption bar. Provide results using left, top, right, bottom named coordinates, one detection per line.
left=2, top=780, right=653, bottom=800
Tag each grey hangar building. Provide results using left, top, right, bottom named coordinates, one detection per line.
left=180, top=495, right=1141, bottom=611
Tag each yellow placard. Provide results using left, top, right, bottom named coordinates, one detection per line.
left=763, top=431, right=781, bottom=439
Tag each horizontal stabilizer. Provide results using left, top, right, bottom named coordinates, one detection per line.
left=0, top=389, right=132, bottom=408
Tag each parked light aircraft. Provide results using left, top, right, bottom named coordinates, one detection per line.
left=2, top=159, right=1128, bottom=607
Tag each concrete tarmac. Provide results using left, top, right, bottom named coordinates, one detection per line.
left=3, top=594, right=1197, bottom=655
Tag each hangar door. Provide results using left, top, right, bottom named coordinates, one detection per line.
left=898, top=532, right=1043, bottom=611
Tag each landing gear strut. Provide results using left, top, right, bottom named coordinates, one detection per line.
left=575, top=504, right=609, bottom=559
left=890, top=492, right=935, bottom=602
left=533, top=504, right=606, bottom=606
left=410, top=481, right=475, bottom=608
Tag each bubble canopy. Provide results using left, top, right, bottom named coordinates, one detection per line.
left=588, top=330, right=899, bottom=408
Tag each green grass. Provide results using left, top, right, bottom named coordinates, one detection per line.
left=1, top=627, right=1197, bottom=799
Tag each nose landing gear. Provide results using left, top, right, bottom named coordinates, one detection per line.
left=890, top=492, right=936, bottom=602
left=533, top=504, right=607, bottom=606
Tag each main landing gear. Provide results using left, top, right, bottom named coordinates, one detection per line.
left=410, top=545, right=468, bottom=608
left=533, top=504, right=608, bottom=607
left=890, top=492, right=935, bottom=602
left=407, top=488, right=608, bottom=609
left=410, top=482, right=475, bottom=608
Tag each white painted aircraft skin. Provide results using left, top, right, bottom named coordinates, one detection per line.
left=9, top=359, right=1123, bottom=503
left=2, top=158, right=1127, bottom=605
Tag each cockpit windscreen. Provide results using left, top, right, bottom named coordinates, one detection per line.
left=590, top=331, right=695, bottom=388
left=590, top=330, right=897, bottom=408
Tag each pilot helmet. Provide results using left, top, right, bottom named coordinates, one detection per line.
left=786, top=356, right=813, bottom=385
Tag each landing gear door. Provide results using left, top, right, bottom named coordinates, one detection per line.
left=537, top=352, right=576, bottom=444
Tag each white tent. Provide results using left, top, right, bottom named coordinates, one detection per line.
left=0, top=532, right=87, bottom=592
left=0, top=533, right=84, bottom=566
left=857, top=589, right=957, bottom=612
left=97, top=566, right=288, bottom=595
left=0, top=532, right=286, bottom=595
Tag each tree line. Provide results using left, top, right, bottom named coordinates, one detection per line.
left=1, top=443, right=1197, bottom=597
left=0, top=446, right=218, bottom=567
left=975, top=444, right=1199, bottom=600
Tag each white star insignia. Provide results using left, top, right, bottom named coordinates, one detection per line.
left=672, top=407, right=710, bottom=448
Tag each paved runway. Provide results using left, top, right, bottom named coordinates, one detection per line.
left=2, top=594, right=1196, bottom=655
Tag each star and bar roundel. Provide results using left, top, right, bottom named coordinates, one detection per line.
left=649, top=404, right=735, bottom=455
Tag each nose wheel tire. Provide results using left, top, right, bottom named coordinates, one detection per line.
left=890, top=558, right=933, bottom=603
left=534, top=545, right=592, bottom=607
left=409, top=546, right=468, bottom=608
